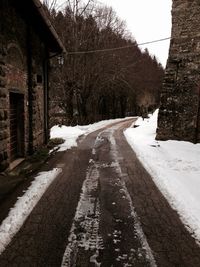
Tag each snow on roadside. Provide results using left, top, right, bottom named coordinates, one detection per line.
left=50, top=126, right=85, bottom=151
left=124, top=110, right=200, bottom=243
left=50, top=117, right=132, bottom=152
left=0, top=118, right=131, bottom=255
left=0, top=168, right=62, bottom=254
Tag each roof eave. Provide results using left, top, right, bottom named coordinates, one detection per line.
left=32, top=0, right=66, bottom=54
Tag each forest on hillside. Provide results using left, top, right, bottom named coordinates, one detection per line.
left=44, top=0, right=164, bottom=125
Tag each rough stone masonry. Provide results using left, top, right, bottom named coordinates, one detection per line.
left=156, top=0, right=200, bottom=143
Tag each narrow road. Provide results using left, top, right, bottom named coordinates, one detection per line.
left=0, top=119, right=200, bottom=266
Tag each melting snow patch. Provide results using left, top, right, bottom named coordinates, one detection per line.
left=61, top=161, right=103, bottom=266
left=107, top=127, right=157, bottom=267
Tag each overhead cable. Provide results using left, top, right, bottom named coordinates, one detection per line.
left=67, top=37, right=171, bottom=55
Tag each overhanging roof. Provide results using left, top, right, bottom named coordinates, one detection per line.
left=13, top=0, right=66, bottom=54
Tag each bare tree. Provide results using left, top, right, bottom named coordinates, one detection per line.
left=48, top=0, right=164, bottom=125
left=43, top=0, right=58, bottom=12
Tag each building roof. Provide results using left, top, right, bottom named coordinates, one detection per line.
left=13, top=0, right=66, bottom=54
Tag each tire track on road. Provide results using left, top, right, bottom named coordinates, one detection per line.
left=62, top=122, right=156, bottom=266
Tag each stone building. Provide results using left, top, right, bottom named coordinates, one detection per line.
left=156, top=0, right=200, bottom=143
left=0, top=0, right=65, bottom=171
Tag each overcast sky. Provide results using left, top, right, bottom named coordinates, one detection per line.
left=99, top=0, right=173, bottom=67
left=55, top=0, right=172, bottom=67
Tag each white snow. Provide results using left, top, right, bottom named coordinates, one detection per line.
left=2, top=112, right=200, bottom=259
left=61, top=135, right=104, bottom=267
left=50, top=125, right=85, bottom=151
left=50, top=118, right=131, bottom=151
left=108, top=127, right=157, bottom=266
left=124, top=109, right=200, bottom=243
left=62, top=125, right=157, bottom=266
left=0, top=117, right=129, bottom=256
left=0, top=168, right=62, bottom=254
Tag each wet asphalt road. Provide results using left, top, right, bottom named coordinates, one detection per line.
left=0, top=119, right=200, bottom=266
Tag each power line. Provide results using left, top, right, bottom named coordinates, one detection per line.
left=138, top=37, right=171, bottom=46
left=67, top=37, right=171, bottom=55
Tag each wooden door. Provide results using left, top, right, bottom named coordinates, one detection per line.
left=9, top=93, right=24, bottom=161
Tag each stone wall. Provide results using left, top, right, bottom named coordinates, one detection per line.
left=31, top=31, right=46, bottom=149
left=0, top=38, right=9, bottom=171
left=0, top=0, right=48, bottom=171
left=156, top=0, right=200, bottom=143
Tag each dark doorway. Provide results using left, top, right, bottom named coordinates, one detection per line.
left=9, top=93, right=25, bottom=162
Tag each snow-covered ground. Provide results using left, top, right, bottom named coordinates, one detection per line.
left=124, top=110, right=200, bottom=243
left=1, top=113, right=200, bottom=255
left=0, top=117, right=130, bottom=255
left=0, top=168, right=62, bottom=254
left=50, top=118, right=130, bottom=151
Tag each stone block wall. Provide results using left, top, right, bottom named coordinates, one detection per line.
left=156, top=0, right=200, bottom=143
left=0, top=40, right=9, bottom=171
left=31, top=34, right=46, bottom=150
left=0, top=0, right=49, bottom=171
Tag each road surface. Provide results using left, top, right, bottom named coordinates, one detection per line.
left=0, top=119, right=200, bottom=266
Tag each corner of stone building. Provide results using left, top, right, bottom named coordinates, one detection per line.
left=156, top=0, right=200, bottom=143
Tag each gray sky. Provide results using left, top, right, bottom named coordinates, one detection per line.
left=55, top=0, right=172, bottom=66
left=99, top=0, right=172, bottom=67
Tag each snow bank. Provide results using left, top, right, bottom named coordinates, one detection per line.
left=50, top=125, right=85, bottom=151
left=124, top=110, right=200, bottom=243
left=0, top=168, right=62, bottom=254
